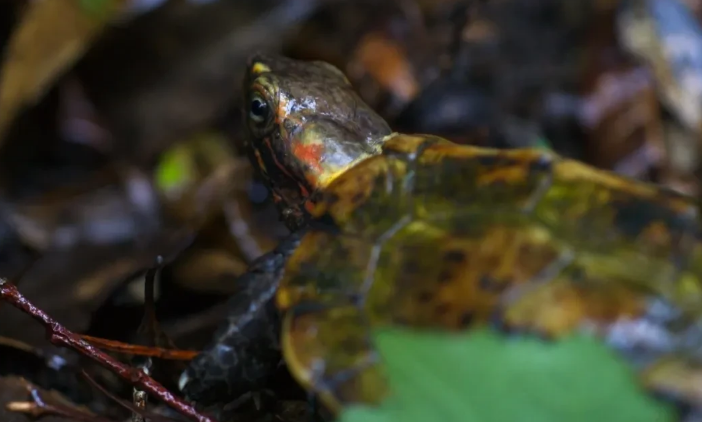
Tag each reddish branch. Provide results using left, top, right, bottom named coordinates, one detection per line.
left=0, top=278, right=215, bottom=422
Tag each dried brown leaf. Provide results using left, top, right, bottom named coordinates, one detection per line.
left=0, top=0, right=132, bottom=143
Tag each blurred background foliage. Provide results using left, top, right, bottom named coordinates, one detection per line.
left=0, top=0, right=701, bottom=421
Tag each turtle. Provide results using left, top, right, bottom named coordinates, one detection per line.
left=179, top=54, right=702, bottom=418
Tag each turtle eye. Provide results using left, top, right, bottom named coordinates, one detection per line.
left=249, top=95, right=269, bottom=124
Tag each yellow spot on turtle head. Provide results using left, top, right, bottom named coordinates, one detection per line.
left=252, top=62, right=271, bottom=75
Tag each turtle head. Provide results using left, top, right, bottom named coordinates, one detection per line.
left=243, top=54, right=391, bottom=224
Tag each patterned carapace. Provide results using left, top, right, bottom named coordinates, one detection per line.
left=180, top=54, right=702, bottom=418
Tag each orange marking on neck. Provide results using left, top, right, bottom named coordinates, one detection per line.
left=253, top=148, right=268, bottom=176
left=304, top=199, right=316, bottom=214
left=263, top=137, right=295, bottom=181
left=261, top=136, right=313, bottom=201
left=293, top=143, right=324, bottom=173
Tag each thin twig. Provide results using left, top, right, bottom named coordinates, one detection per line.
left=78, top=334, right=199, bottom=360
left=0, top=278, right=215, bottom=422
left=80, top=370, right=183, bottom=422
left=7, top=378, right=115, bottom=422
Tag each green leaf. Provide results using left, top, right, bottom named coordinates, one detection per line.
left=340, top=328, right=674, bottom=422
left=154, top=131, right=234, bottom=198
left=79, top=0, right=116, bottom=18
left=155, top=144, right=196, bottom=196
left=534, top=136, right=552, bottom=151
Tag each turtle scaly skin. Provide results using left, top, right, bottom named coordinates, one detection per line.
left=181, top=55, right=702, bottom=416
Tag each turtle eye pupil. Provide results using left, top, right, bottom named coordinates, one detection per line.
left=250, top=98, right=268, bottom=122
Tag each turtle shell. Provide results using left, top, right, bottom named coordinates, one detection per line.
left=275, top=133, right=702, bottom=413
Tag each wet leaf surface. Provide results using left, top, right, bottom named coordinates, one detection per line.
left=340, top=329, right=675, bottom=422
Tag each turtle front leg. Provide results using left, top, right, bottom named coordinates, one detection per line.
left=281, top=303, right=389, bottom=415
left=179, top=231, right=304, bottom=407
